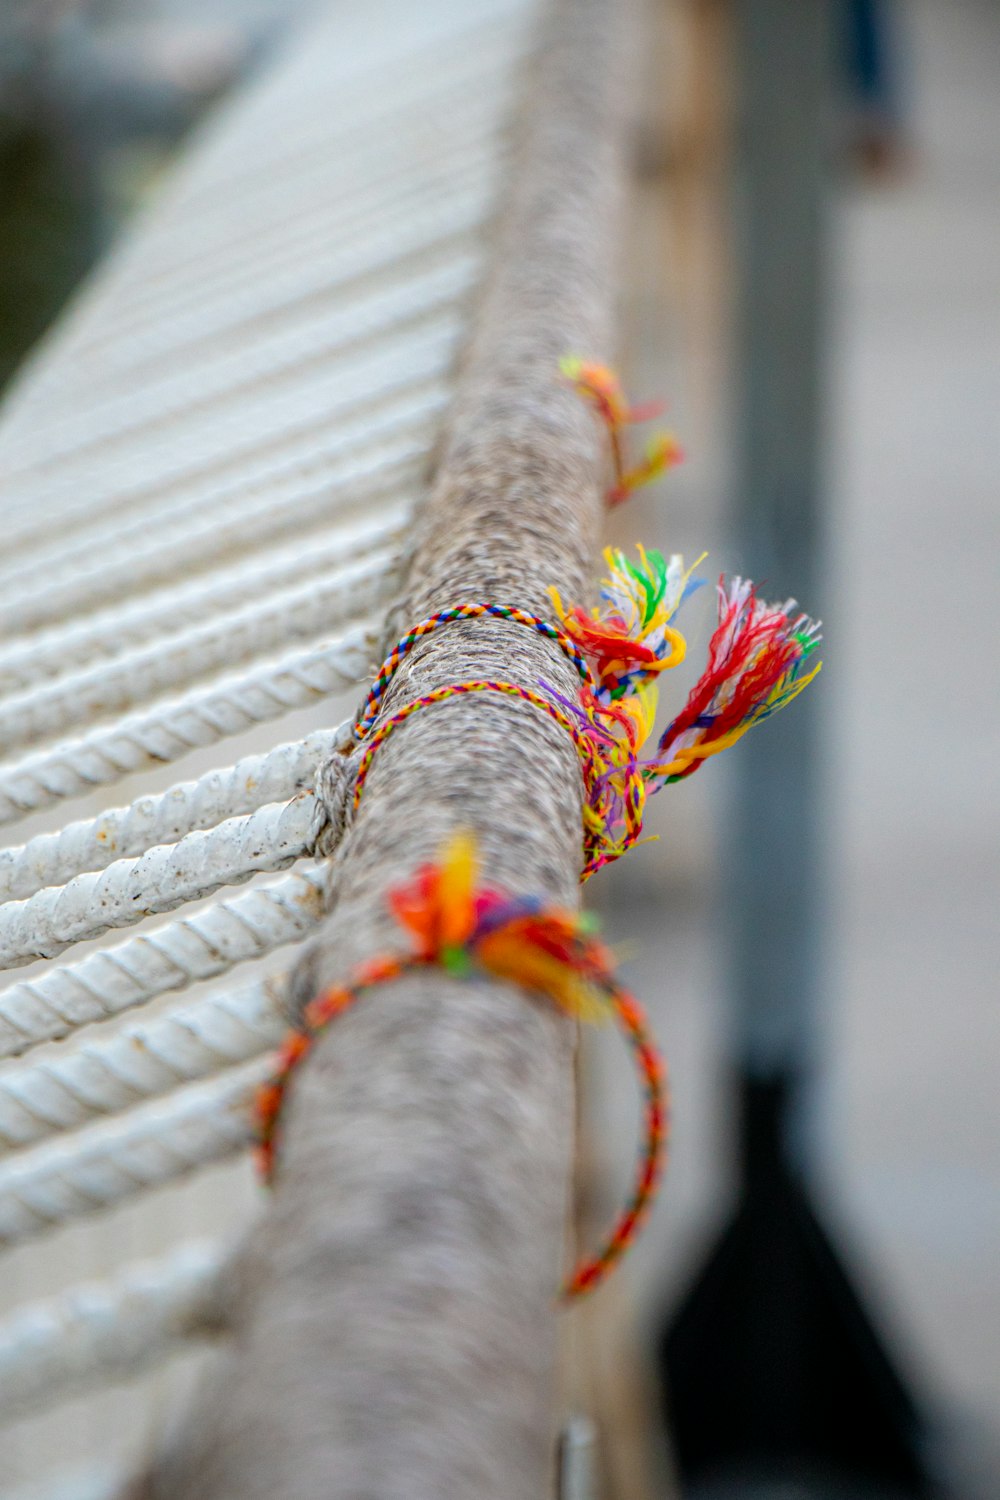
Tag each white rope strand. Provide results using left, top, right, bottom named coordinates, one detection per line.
left=0, top=796, right=324, bottom=969
left=0, top=406, right=437, bottom=634
left=0, top=244, right=477, bottom=508
left=0, top=325, right=454, bottom=600
left=0, top=728, right=342, bottom=905
left=0, top=622, right=380, bottom=826
left=0, top=977, right=284, bottom=1151
left=0, top=869, right=324, bottom=1059
left=0, top=1239, right=229, bottom=1423
left=0, top=509, right=406, bottom=696
left=78, top=141, right=496, bottom=363
left=0, top=1063, right=263, bottom=1246
left=0, top=549, right=396, bottom=756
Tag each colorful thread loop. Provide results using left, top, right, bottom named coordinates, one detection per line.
left=352, top=679, right=621, bottom=880
left=256, top=833, right=668, bottom=1298
left=355, top=603, right=594, bottom=740
left=560, top=356, right=683, bottom=506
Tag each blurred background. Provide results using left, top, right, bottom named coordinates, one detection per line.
left=0, top=0, right=996, bottom=1495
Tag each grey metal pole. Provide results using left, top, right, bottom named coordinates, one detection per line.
left=727, top=0, right=831, bottom=1095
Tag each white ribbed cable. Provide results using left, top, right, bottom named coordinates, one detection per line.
left=0, top=975, right=284, bottom=1150
left=0, top=196, right=482, bottom=506
left=0, top=727, right=345, bottom=904
left=139, top=12, right=525, bottom=226
left=0, top=620, right=380, bottom=826
left=0, top=401, right=437, bottom=632
left=0, top=314, right=457, bottom=579
left=82, top=127, right=498, bottom=352
left=0, top=233, right=478, bottom=506
left=0, top=1239, right=229, bottom=1422
left=0, top=869, right=324, bottom=1059
left=0, top=794, right=325, bottom=969
left=81, top=13, right=520, bottom=291
left=0, top=507, right=406, bottom=695
left=0, top=547, right=395, bottom=755
left=0, top=1060, right=262, bottom=1244
left=0, top=36, right=515, bottom=456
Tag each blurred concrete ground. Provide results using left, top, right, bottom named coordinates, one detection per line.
left=590, top=0, right=998, bottom=1490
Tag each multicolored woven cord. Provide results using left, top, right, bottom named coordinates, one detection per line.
left=355, top=603, right=594, bottom=740
left=352, top=679, right=635, bottom=880
left=256, top=833, right=668, bottom=1299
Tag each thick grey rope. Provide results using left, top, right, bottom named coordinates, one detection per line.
left=138, top=2, right=635, bottom=1497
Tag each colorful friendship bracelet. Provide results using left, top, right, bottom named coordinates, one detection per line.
left=351, top=678, right=639, bottom=879
left=354, top=602, right=595, bottom=741
left=256, top=833, right=668, bottom=1299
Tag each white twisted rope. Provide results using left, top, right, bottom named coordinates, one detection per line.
left=0, top=0, right=541, bottom=1468
left=112, top=109, right=502, bottom=330
left=0, top=621, right=379, bottom=826
left=0, top=976, right=284, bottom=1151
left=0, top=329, right=452, bottom=611
left=0, top=796, right=324, bottom=969
left=0, top=508, right=405, bottom=696
left=0, top=868, right=324, bottom=1059
left=79, top=141, right=495, bottom=363
left=131, top=13, right=524, bottom=235
left=0, top=1239, right=229, bottom=1423
left=0, top=247, right=476, bottom=513
left=0, top=1062, right=263, bottom=1246
left=0, top=204, right=478, bottom=523
left=0, top=728, right=343, bottom=905
left=0, top=549, right=395, bottom=756
left=0, top=406, right=436, bottom=634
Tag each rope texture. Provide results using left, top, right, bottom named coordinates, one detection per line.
left=0, top=870, right=324, bottom=1059
left=0, top=1061, right=265, bottom=1247
left=0, top=978, right=284, bottom=1152
left=0, top=1239, right=229, bottom=1423
left=0, top=623, right=380, bottom=826
left=0, top=727, right=343, bottom=904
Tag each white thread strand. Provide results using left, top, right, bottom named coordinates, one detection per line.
left=0, top=549, right=396, bottom=755
left=0, top=1239, right=229, bottom=1422
left=0, top=621, right=379, bottom=826
left=0, top=1063, right=264, bottom=1245
left=0, top=728, right=345, bottom=904
left=0, top=869, right=324, bottom=1059
left=0, top=977, right=284, bottom=1151
left=0, top=796, right=324, bottom=969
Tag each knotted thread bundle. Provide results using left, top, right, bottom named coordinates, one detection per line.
left=257, top=833, right=667, bottom=1298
